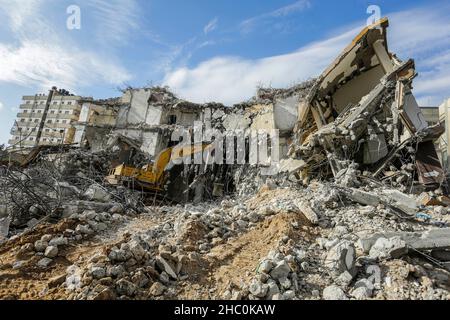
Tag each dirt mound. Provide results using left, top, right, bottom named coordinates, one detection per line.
left=177, top=210, right=315, bottom=299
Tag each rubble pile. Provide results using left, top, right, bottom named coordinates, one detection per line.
left=1, top=19, right=450, bottom=301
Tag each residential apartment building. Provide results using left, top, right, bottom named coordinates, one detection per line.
left=8, top=88, right=91, bottom=148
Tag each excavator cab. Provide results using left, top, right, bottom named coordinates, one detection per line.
left=105, top=143, right=215, bottom=192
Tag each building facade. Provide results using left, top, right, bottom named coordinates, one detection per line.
left=438, top=99, right=450, bottom=172
left=8, top=88, right=91, bottom=148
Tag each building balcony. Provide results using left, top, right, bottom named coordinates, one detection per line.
left=42, top=122, right=71, bottom=129
left=46, top=113, right=79, bottom=120
left=16, top=112, right=44, bottom=118
left=14, top=122, right=41, bottom=128
left=8, top=138, right=36, bottom=147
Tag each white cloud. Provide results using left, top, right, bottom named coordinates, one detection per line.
left=240, top=0, right=311, bottom=34
left=0, top=41, right=131, bottom=90
left=387, top=6, right=450, bottom=105
left=0, top=0, right=42, bottom=32
left=204, top=17, right=219, bottom=35
left=164, top=28, right=357, bottom=104
left=87, top=0, right=140, bottom=46
left=0, top=101, right=3, bottom=111
left=164, top=5, right=450, bottom=106
left=0, top=0, right=133, bottom=91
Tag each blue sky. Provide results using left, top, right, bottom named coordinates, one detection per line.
left=1, top=0, right=450, bottom=144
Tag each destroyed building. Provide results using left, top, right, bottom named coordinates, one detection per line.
left=8, top=87, right=92, bottom=149
left=289, top=19, right=446, bottom=190
left=1, top=18, right=450, bottom=301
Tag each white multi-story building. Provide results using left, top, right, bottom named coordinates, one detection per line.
left=8, top=88, right=91, bottom=148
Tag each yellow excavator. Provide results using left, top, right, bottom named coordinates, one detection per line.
left=105, top=143, right=214, bottom=191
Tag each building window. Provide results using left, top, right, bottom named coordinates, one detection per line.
left=45, top=129, right=50, bottom=132
left=62, top=120, right=67, bottom=124
left=37, top=110, right=42, bottom=113
left=53, top=102, right=57, bottom=105
left=43, top=138, right=47, bottom=142
left=29, top=119, right=33, bottom=122
left=56, top=120, right=59, bottom=123
left=29, top=137, right=34, bottom=141
left=23, top=110, right=28, bottom=113
left=168, top=115, right=177, bottom=125
left=65, top=111, right=70, bottom=114
left=68, top=101, right=72, bottom=105
left=34, top=119, right=39, bottom=123
left=59, top=110, right=62, bottom=114
left=47, top=120, right=52, bottom=124
left=20, top=119, right=25, bottom=122
left=40, top=101, right=44, bottom=105
left=61, top=102, right=65, bottom=105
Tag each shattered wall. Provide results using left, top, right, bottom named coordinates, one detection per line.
left=289, top=18, right=445, bottom=189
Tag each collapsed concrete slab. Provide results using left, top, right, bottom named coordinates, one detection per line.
left=359, top=228, right=450, bottom=256
left=290, top=18, right=445, bottom=189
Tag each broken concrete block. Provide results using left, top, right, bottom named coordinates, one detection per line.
left=91, top=266, right=106, bottom=279
left=410, top=228, right=450, bottom=251
left=335, top=271, right=354, bottom=288
left=116, top=279, right=137, bottom=296
left=37, top=257, right=53, bottom=268
left=0, top=217, right=11, bottom=239
left=325, top=240, right=356, bottom=276
left=149, top=282, right=166, bottom=296
left=83, top=185, right=112, bottom=202
left=351, top=286, right=372, bottom=299
left=156, top=256, right=178, bottom=280
left=323, top=285, right=348, bottom=300
left=249, top=280, right=269, bottom=298
left=269, top=260, right=291, bottom=280
left=345, top=189, right=381, bottom=207
left=297, top=201, right=319, bottom=225
left=257, top=260, right=274, bottom=274
left=49, top=236, right=68, bottom=247
left=361, top=228, right=450, bottom=257
left=44, top=246, right=59, bottom=258
left=369, top=237, right=407, bottom=260
left=266, top=280, right=280, bottom=299
left=34, top=239, right=48, bottom=252
left=381, top=189, right=418, bottom=215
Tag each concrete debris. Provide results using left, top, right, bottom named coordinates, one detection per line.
left=0, top=18, right=450, bottom=301
left=0, top=217, right=11, bottom=240
left=322, top=285, right=349, bottom=300
left=325, top=240, right=356, bottom=276
left=44, top=246, right=59, bottom=258
left=369, top=237, right=408, bottom=260
left=361, top=228, right=450, bottom=260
